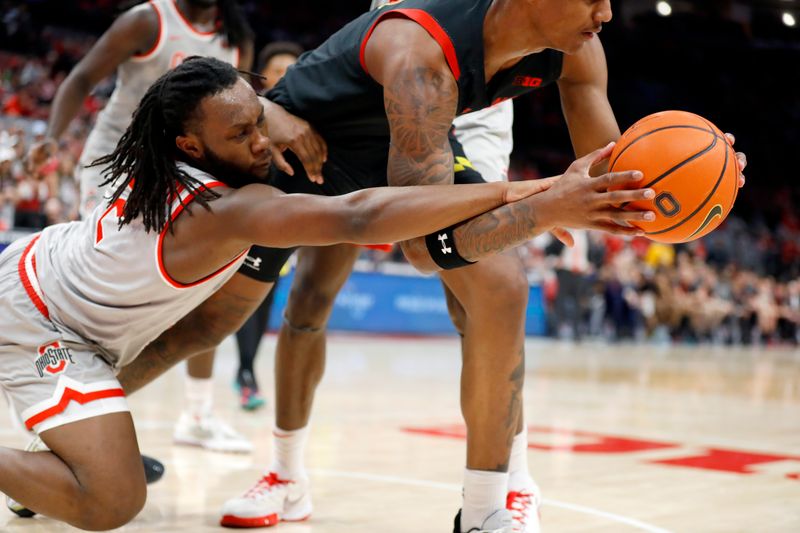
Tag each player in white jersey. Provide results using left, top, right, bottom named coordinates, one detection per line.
left=453, top=102, right=515, bottom=183
left=29, top=0, right=255, bottom=455
left=1, top=56, right=620, bottom=530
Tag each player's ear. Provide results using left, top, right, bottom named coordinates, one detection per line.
left=176, top=133, right=203, bottom=160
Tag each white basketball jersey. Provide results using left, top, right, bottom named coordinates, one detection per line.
left=452, top=100, right=514, bottom=182
left=30, top=163, right=247, bottom=368
left=80, top=0, right=239, bottom=165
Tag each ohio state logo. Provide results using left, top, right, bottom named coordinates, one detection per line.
left=35, top=341, right=75, bottom=378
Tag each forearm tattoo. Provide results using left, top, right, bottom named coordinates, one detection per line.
left=385, top=66, right=457, bottom=187
left=453, top=201, right=539, bottom=262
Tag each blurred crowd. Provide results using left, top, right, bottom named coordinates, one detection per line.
left=520, top=229, right=800, bottom=346
left=1, top=0, right=798, bottom=346
left=0, top=22, right=100, bottom=230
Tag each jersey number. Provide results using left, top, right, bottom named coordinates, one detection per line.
left=95, top=198, right=126, bottom=244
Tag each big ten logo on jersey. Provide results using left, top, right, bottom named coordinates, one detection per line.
left=170, top=52, right=188, bottom=69
left=35, top=341, right=75, bottom=378
left=513, top=76, right=542, bottom=88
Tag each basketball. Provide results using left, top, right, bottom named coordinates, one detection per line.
left=609, top=110, right=740, bottom=243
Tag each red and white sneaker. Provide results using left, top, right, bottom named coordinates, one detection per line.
left=506, top=482, right=542, bottom=533
left=220, top=472, right=312, bottom=528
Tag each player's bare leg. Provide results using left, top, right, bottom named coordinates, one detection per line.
left=117, top=273, right=274, bottom=394
left=275, top=244, right=361, bottom=430
left=443, top=278, right=541, bottom=532
left=0, top=413, right=145, bottom=530
left=174, top=345, right=253, bottom=453
left=220, top=244, right=360, bottom=528
left=439, top=250, right=537, bottom=531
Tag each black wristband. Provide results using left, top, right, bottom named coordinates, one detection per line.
left=424, top=225, right=476, bottom=270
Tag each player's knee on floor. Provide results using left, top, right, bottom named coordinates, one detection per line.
left=72, top=477, right=146, bottom=531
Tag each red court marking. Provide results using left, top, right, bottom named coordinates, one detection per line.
left=401, top=424, right=800, bottom=480
left=401, top=425, right=677, bottom=453
left=649, top=448, right=800, bottom=475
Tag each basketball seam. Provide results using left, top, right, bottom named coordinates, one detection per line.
left=609, top=125, right=712, bottom=171
left=616, top=126, right=717, bottom=213
left=643, top=133, right=717, bottom=189
left=647, top=132, right=730, bottom=237
left=700, top=117, right=740, bottom=216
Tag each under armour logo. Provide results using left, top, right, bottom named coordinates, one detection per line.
left=438, top=234, right=452, bottom=254
left=244, top=255, right=263, bottom=271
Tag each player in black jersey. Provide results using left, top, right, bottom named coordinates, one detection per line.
left=115, top=1, right=748, bottom=531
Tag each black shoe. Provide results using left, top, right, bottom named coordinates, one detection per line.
left=143, top=454, right=165, bottom=484
left=6, top=498, right=35, bottom=518
left=454, top=509, right=462, bottom=533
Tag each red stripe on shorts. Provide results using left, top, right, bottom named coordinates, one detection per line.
left=18, top=235, right=49, bottom=320
left=24, top=387, right=126, bottom=430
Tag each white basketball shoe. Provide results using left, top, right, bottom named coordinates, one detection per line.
left=173, top=411, right=253, bottom=453
left=220, top=472, right=312, bottom=528
left=506, top=478, right=542, bottom=533
left=453, top=508, right=514, bottom=533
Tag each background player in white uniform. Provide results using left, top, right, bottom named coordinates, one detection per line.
left=453, top=102, right=515, bottom=183
left=29, top=0, right=255, bottom=453
left=0, top=56, right=644, bottom=530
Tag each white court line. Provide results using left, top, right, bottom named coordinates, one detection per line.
left=309, top=468, right=674, bottom=533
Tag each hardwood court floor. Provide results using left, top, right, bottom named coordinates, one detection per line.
left=2, top=336, right=799, bottom=532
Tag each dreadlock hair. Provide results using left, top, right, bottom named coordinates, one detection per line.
left=91, top=56, right=240, bottom=234
left=218, top=0, right=254, bottom=48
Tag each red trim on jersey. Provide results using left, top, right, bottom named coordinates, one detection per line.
left=362, top=243, right=393, bottom=252
left=172, top=0, right=216, bottom=37
left=133, top=1, right=164, bottom=60
left=18, top=235, right=50, bottom=320
left=360, top=8, right=460, bottom=81
left=157, top=181, right=248, bottom=289
left=24, top=387, right=126, bottom=430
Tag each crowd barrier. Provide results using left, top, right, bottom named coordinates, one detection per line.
left=268, top=269, right=546, bottom=336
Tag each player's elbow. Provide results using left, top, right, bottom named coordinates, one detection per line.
left=339, top=193, right=376, bottom=244
left=63, top=67, right=94, bottom=96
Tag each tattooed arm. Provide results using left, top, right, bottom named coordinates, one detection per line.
left=363, top=19, right=655, bottom=272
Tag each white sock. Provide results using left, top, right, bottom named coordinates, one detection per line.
left=461, top=469, right=508, bottom=532
left=271, top=426, right=309, bottom=480
left=184, top=376, right=213, bottom=418
left=508, top=430, right=532, bottom=491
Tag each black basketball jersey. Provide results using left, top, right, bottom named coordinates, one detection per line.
left=267, top=0, right=563, bottom=188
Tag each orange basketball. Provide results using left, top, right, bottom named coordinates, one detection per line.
left=609, top=110, right=740, bottom=243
